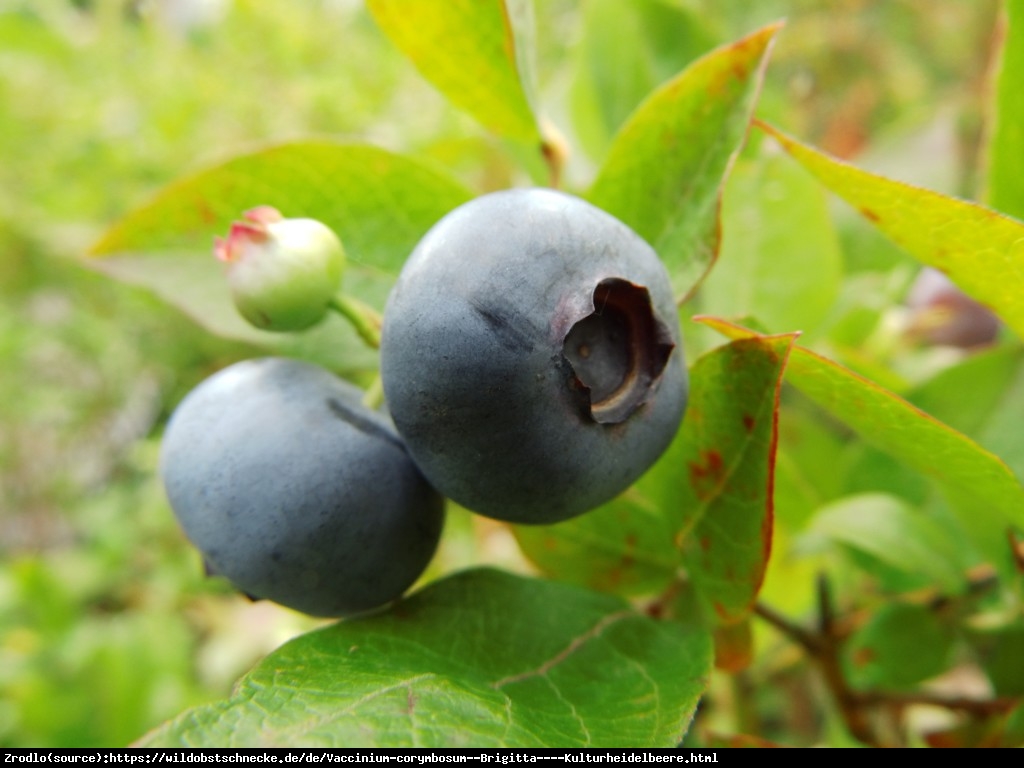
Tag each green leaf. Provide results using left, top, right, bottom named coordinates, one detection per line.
left=136, top=569, right=712, bottom=748
left=899, top=347, right=1024, bottom=514
left=516, top=334, right=795, bottom=628
left=908, top=345, right=1024, bottom=439
left=841, top=444, right=929, bottom=508
left=967, top=620, right=1024, bottom=697
left=90, top=141, right=471, bottom=274
left=987, top=0, right=1024, bottom=220
left=773, top=407, right=849, bottom=529
left=758, top=121, right=1024, bottom=342
left=1003, top=702, right=1024, bottom=747
left=367, top=0, right=541, bottom=145
left=88, top=141, right=471, bottom=374
left=512, top=491, right=681, bottom=597
left=807, top=493, right=967, bottom=593
left=568, top=0, right=716, bottom=161
left=976, top=359, right=1024, bottom=485
left=698, top=150, right=843, bottom=340
left=588, top=23, right=782, bottom=301
left=678, top=335, right=795, bottom=624
left=842, top=603, right=955, bottom=691
left=699, top=316, right=1024, bottom=580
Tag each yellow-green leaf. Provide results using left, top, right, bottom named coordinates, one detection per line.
left=588, top=23, right=782, bottom=301
left=367, top=0, right=541, bottom=144
left=988, top=0, right=1024, bottom=219
left=759, top=121, right=1024, bottom=341
left=88, top=141, right=472, bottom=375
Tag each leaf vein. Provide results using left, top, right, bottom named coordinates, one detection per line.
left=490, top=610, right=633, bottom=689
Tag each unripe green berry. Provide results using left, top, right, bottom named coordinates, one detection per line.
left=214, top=206, right=345, bottom=332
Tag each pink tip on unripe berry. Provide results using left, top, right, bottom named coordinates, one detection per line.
left=244, top=205, right=284, bottom=226
left=214, top=221, right=270, bottom=263
left=213, top=207, right=345, bottom=332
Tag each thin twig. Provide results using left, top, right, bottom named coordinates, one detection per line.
left=862, top=691, right=1020, bottom=717
left=752, top=602, right=820, bottom=654
left=816, top=571, right=835, bottom=637
left=753, top=565, right=1019, bottom=749
left=814, top=572, right=879, bottom=745
left=1009, top=528, right=1024, bottom=573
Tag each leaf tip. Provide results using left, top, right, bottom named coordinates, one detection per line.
left=752, top=118, right=787, bottom=144
left=86, top=223, right=123, bottom=258
left=737, top=19, right=787, bottom=55
left=691, top=314, right=802, bottom=344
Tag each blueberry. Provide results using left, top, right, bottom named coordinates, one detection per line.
left=159, top=357, right=445, bottom=617
left=380, top=188, right=688, bottom=524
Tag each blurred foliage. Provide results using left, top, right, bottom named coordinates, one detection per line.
left=1, top=0, right=1020, bottom=748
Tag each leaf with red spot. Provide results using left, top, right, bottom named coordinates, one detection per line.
left=842, top=603, right=955, bottom=691
left=699, top=315, right=1024, bottom=581
left=757, top=121, right=1024, bottom=341
left=674, top=335, right=795, bottom=624
left=512, top=477, right=682, bottom=597
left=713, top=618, right=753, bottom=673
left=514, top=334, right=795, bottom=627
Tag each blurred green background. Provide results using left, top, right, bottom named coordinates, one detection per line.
left=0, top=0, right=1006, bottom=747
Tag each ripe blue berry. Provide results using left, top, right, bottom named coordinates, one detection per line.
left=160, top=357, right=444, bottom=617
left=380, top=189, right=688, bottom=524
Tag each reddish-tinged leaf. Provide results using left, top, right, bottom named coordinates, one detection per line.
left=699, top=316, right=1024, bottom=580
left=677, top=335, right=795, bottom=623
left=713, top=618, right=753, bottom=672
left=923, top=711, right=1021, bottom=749
left=512, top=492, right=681, bottom=597
left=758, top=121, right=1024, bottom=341
left=588, top=23, right=782, bottom=300
left=703, top=732, right=787, bottom=748
left=514, top=334, right=794, bottom=621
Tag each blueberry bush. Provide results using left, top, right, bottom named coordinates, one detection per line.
left=4, top=0, right=1024, bottom=749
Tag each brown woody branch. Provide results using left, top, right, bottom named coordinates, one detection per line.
left=752, top=565, right=1017, bottom=747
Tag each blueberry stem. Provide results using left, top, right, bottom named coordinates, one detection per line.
left=329, top=294, right=382, bottom=349
left=362, top=374, right=385, bottom=411
left=540, top=121, right=567, bottom=190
